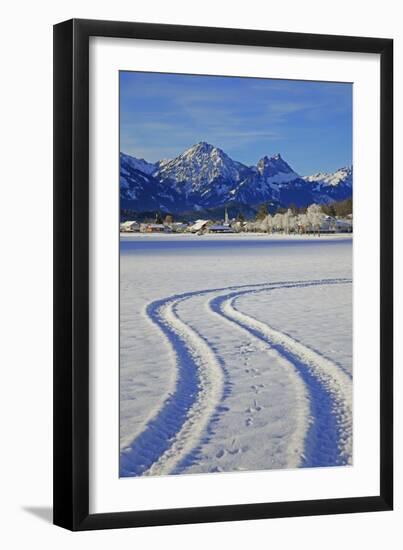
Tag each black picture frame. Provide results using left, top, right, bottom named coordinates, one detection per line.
left=53, top=18, right=393, bottom=531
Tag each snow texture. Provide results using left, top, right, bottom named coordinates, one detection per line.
left=120, top=234, right=352, bottom=477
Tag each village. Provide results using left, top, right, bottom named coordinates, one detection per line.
left=120, top=204, right=353, bottom=236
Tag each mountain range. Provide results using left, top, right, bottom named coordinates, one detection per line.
left=120, top=142, right=352, bottom=218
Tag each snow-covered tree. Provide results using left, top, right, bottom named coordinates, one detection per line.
left=231, top=221, right=243, bottom=233
left=261, top=214, right=273, bottom=233
left=296, top=213, right=308, bottom=234
left=282, top=209, right=295, bottom=234
left=288, top=210, right=297, bottom=234
left=307, top=204, right=323, bottom=236
left=244, top=220, right=259, bottom=233
left=273, top=213, right=283, bottom=233
left=267, top=214, right=274, bottom=234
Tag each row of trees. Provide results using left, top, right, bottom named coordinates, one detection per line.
left=255, top=198, right=352, bottom=221
left=321, top=198, right=352, bottom=218
left=240, top=204, right=329, bottom=235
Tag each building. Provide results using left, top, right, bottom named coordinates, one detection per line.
left=140, top=223, right=171, bottom=233
left=334, top=218, right=353, bottom=232
left=208, top=224, right=235, bottom=233
left=317, top=215, right=353, bottom=233
left=188, top=219, right=211, bottom=233
left=224, top=207, right=229, bottom=225
left=170, top=222, right=188, bottom=233
left=120, top=220, right=140, bottom=232
left=318, top=215, right=336, bottom=233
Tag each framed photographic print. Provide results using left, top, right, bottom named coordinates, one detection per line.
left=53, top=19, right=393, bottom=530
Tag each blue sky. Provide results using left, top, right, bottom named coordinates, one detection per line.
left=120, top=71, right=352, bottom=175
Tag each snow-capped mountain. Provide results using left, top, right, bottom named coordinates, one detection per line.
left=256, top=154, right=300, bottom=184
left=120, top=143, right=352, bottom=215
left=304, top=166, right=352, bottom=187
left=120, top=153, right=186, bottom=212
left=303, top=166, right=353, bottom=203
left=227, top=153, right=314, bottom=207
left=120, top=152, right=157, bottom=175
left=154, top=142, right=250, bottom=201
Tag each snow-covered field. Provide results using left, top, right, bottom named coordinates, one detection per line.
left=120, top=234, right=352, bottom=477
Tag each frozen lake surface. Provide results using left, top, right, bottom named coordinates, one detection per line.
left=120, top=234, right=352, bottom=477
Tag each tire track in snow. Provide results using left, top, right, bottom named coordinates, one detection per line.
left=211, top=282, right=352, bottom=466
left=142, top=299, right=225, bottom=476
left=205, top=292, right=310, bottom=470
left=120, top=295, right=224, bottom=477
left=121, top=278, right=351, bottom=476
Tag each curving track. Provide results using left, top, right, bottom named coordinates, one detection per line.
left=120, top=278, right=352, bottom=477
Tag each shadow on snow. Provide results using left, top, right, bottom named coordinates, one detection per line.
left=120, top=278, right=351, bottom=476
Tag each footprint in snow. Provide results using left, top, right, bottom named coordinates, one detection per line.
left=245, top=400, right=263, bottom=414
left=239, top=343, right=254, bottom=355
left=228, top=447, right=243, bottom=455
